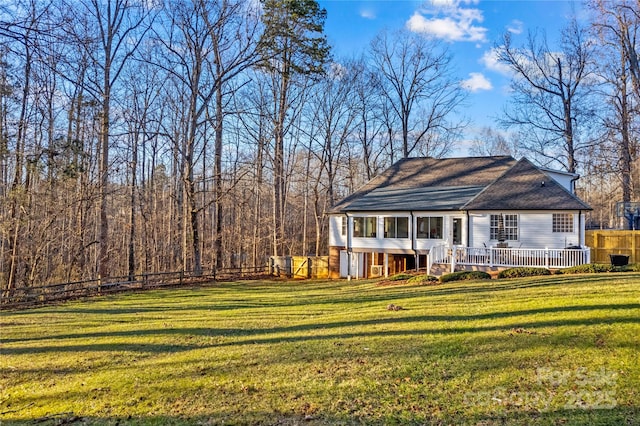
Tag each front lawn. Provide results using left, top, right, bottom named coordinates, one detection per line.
left=1, top=274, right=639, bottom=425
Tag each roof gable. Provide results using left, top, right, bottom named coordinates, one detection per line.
left=462, top=158, right=591, bottom=211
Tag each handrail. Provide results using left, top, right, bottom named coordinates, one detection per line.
left=452, top=246, right=590, bottom=269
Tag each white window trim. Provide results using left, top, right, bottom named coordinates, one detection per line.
left=490, top=213, right=519, bottom=242
left=552, top=213, right=574, bottom=233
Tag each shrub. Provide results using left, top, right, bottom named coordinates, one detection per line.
left=386, top=273, right=414, bottom=282
left=406, top=274, right=439, bottom=285
left=624, top=263, right=640, bottom=272
left=440, top=270, right=491, bottom=283
left=557, top=263, right=626, bottom=274
left=497, top=267, right=551, bottom=279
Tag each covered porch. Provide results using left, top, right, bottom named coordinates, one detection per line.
left=428, top=245, right=591, bottom=275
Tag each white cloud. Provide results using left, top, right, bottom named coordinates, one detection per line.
left=432, top=0, right=480, bottom=6
left=507, top=19, right=523, bottom=34
left=329, top=62, right=348, bottom=80
left=360, top=8, right=375, bottom=20
left=431, top=0, right=457, bottom=6
left=461, top=72, right=493, bottom=92
left=480, top=47, right=513, bottom=75
left=406, top=0, right=487, bottom=43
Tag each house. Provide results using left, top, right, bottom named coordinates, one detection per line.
left=328, top=156, right=592, bottom=278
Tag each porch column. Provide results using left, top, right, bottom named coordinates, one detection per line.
left=450, top=246, right=456, bottom=273
left=384, top=253, right=389, bottom=278
left=346, top=215, right=352, bottom=280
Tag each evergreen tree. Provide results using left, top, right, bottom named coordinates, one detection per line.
left=258, top=0, right=330, bottom=256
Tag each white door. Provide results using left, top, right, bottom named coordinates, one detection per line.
left=339, top=250, right=364, bottom=278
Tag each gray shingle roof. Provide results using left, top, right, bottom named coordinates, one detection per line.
left=463, top=157, right=591, bottom=210
left=330, top=156, right=591, bottom=213
left=331, top=156, right=516, bottom=212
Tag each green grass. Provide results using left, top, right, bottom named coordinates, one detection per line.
left=1, top=274, right=639, bottom=425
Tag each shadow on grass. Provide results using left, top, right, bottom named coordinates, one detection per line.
left=6, top=273, right=638, bottom=318
left=1, top=406, right=638, bottom=426
left=2, top=311, right=639, bottom=356
left=469, top=405, right=640, bottom=426
left=12, top=272, right=640, bottom=320
left=3, top=303, right=639, bottom=346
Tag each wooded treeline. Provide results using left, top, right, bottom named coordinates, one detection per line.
left=1, top=0, right=639, bottom=290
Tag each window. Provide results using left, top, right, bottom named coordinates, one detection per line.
left=384, top=217, right=409, bottom=238
left=341, top=217, right=347, bottom=236
left=353, top=217, right=376, bottom=238
left=490, top=214, right=518, bottom=241
left=416, top=216, right=443, bottom=239
left=553, top=213, right=573, bottom=233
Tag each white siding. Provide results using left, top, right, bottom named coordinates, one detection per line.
left=331, top=212, right=432, bottom=252
left=331, top=211, right=468, bottom=252
left=333, top=210, right=583, bottom=251
left=469, top=211, right=581, bottom=249
left=329, top=215, right=346, bottom=247
left=413, top=212, right=465, bottom=251
left=542, top=169, right=577, bottom=192
left=349, top=213, right=413, bottom=252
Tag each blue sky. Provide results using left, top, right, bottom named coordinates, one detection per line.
left=318, top=0, right=587, bottom=151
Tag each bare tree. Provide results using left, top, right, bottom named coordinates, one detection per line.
left=596, top=0, right=640, bottom=100
left=0, top=0, right=55, bottom=291
left=302, top=61, right=358, bottom=254
left=60, top=0, right=151, bottom=281
left=369, top=29, right=465, bottom=159
left=590, top=0, right=640, bottom=220
left=468, top=127, right=520, bottom=157
left=201, top=0, right=260, bottom=270
left=233, top=71, right=273, bottom=266
left=497, top=19, right=596, bottom=173
left=350, top=58, right=387, bottom=180
left=153, top=0, right=260, bottom=274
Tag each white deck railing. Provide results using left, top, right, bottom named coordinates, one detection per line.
left=429, top=245, right=591, bottom=274
left=427, top=243, right=449, bottom=273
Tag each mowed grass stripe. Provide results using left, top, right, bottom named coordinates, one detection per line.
left=1, top=275, right=639, bottom=425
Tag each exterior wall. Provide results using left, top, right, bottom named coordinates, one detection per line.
left=542, top=169, right=577, bottom=193
left=468, top=211, right=582, bottom=249
left=330, top=210, right=585, bottom=278
left=413, top=212, right=466, bottom=252
left=329, top=215, right=346, bottom=247
left=329, top=212, right=467, bottom=254
left=329, top=212, right=414, bottom=252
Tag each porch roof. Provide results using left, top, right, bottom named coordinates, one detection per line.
left=334, top=185, right=484, bottom=211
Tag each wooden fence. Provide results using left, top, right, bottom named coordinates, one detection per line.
left=586, top=230, right=640, bottom=264
left=0, top=266, right=266, bottom=310
left=269, top=256, right=329, bottom=279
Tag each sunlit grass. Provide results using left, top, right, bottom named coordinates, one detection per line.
left=1, top=274, right=639, bottom=425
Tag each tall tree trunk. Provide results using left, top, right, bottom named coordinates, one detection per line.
left=128, top=134, right=138, bottom=280
left=8, top=22, right=34, bottom=291
left=98, top=72, right=111, bottom=282
left=185, top=90, right=202, bottom=275
left=619, top=49, right=633, bottom=229
left=214, top=86, right=223, bottom=269
left=273, top=65, right=289, bottom=257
